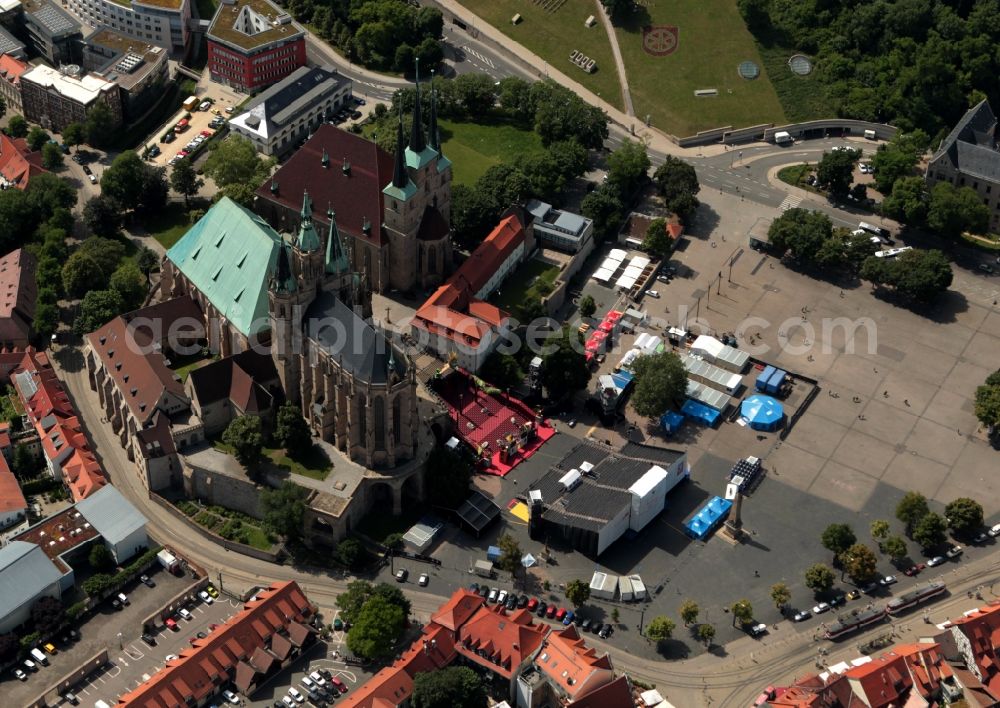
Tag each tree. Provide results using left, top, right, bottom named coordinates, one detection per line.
left=89, top=543, right=114, bottom=571
left=882, top=176, right=929, bottom=225
left=170, top=158, right=203, bottom=206
left=871, top=141, right=920, bottom=195
left=975, top=370, right=1000, bottom=430
left=204, top=135, right=273, bottom=189
left=653, top=156, right=700, bottom=221
left=821, top=523, right=857, bottom=557
left=565, top=579, right=590, bottom=607
left=679, top=599, right=699, bottom=626
left=843, top=543, right=878, bottom=584
left=336, top=581, right=375, bottom=625
left=767, top=208, right=834, bottom=265
left=274, top=401, right=312, bottom=451
left=6, top=115, right=27, bottom=139
left=424, top=444, right=472, bottom=509
left=928, top=182, right=990, bottom=238
left=770, top=582, right=791, bottom=611
left=26, top=126, right=50, bottom=152
left=74, top=289, right=124, bottom=334
left=31, top=596, right=64, bottom=635
left=83, top=195, right=122, bottom=237
left=495, top=533, right=522, bottom=574
left=337, top=539, right=365, bottom=569
left=101, top=151, right=167, bottom=214
left=630, top=351, right=688, bottom=418
left=85, top=102, right=117, bottom=148
left=601, top=0, right=633, bottom=18
left=945, top=498, right=984, bottom=536
left=913, top=511, right=948, bottom=550
left=62, top=237, right=126, bottom=296
left=12, top=444, right=39, bottom=479
left=696, top=623, right=716, bottom=647
left=730, top=599, right=753, bottom=626
left=642, top=217, right=673, bottom=258
left=479, top=352, right=523, bottom=390
left=891, top=249, right=953, bottom=302
left=62, top=122, right=85, bottom=152
left=453, top=73, right=498, bottom=116
left=870, top=520, right=891, bottom=542
left=109, top=261, right=148, bottom=311
left=540, top=327, right=590, bottom=400
left=412, top=666, right=486, bottom=708
left=580, top=185, right=624, bottom=242
left=578, top=294, right=596, bottom=318
left=882, top=535, right=908, bottom=561
left=0, top=95, right=5, bottom=118
left=532, top=82, right=608, bottom=149
left=645, top=615, right=675, bottom=642
left=804, top=563, right=835, bottom=593
left=611, top=607, right=620, bottom=623
left=384, top=533, right=404, bottom=551
left=346, top=595, right=406, bottom=660
left=896, top=491, right=930, bottom=533
left=34, top=302, right=59, bottom=343
left=136, top=246, right=160, bottom=279
left=222, top=415, right=265, bottom=472
left=606, top=139, right=650, bottom=199
left=260, top=481, right=309, bottom=541
left=41, top=142, right=63, bottom=170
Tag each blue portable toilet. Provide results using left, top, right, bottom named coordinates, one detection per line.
left=487, top=546, right=501, bottom=562
left=756, top=365, right=775, bottom=392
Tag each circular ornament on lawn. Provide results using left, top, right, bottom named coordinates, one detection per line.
left=738, top=60, right=760, bottom=80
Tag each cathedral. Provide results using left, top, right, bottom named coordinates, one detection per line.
left=161, top=74, right=452, bottom=468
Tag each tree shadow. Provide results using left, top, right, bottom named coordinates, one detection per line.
left=612, top=4, right=653, bottom=35
left=687, top=203, right=720, bottom=241
left=53, top=342, right=85, bottom=374
left=654, top=637, right=690, bottom=660
left=869, top=287, right=967, bottom=324
left=707, top=642, right=729, bottom=657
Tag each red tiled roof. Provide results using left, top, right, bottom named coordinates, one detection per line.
left=118, top=581, right=315, bottom=707
left=255, top=125, right=393, bottom=246
left=86, top=298, right=203, bottom=427
left=569, top=674, right=633, bottom=708
left=845, top=653, right=912, bottom=707
left=0, top=249, right=36, bottom=346
left=455, top=604, right=547, bottom=679
left=12, top=350, right=108, bottom=501
left=0, top=55, right=28, bottom=83
left=413, top=214, right=524, bottom=348
left=0, top=452, right=27, bottom=515
left=0, top=132, right=46, bottom=190
left=430, top=588, right=483, bottom=632
left=536, top=625, right=615, bottom=699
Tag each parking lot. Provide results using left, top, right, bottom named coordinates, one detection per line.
left=246, top=636, right=369, bottom=708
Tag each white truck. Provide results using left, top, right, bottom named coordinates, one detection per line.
left=773, top=131, right=793, bottom=145
left=474, top=560, right=494, bottom=578
left=157, top=549, right=179, bottom=574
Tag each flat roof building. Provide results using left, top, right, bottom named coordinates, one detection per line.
left=20, top=0, right=82, bottom=65
left=0, top=25, right=26, bottom=59
left=74, top=485, right=149, bottom=563
left=0, top=540, right=63, bottom=634
left=526, top=198, right=594, bottom=254
left=206, top=0, right=306, bottom=93
left=21, top=63, right=122, bottom=133
left=82, top=27, right=171, bottom=120
left=229, top=65, right=351, bottom=156
left=64, top=0, right=192, bottom=54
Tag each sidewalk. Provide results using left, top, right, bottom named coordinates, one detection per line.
left=595, top=1, right=634, bottom=117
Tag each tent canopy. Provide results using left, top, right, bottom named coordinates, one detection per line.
left=741, top=394, right=783, bottom=430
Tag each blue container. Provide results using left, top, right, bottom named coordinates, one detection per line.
left=756, top=365, right=776, bottom=392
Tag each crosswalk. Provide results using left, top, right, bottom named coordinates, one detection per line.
left=461, top=45, right=496, bottom=70
left=779, top=195, right=802, bottom=212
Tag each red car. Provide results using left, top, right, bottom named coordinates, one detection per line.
left=904, top=563, right=926, bottom=576
left=165, top=618, right=179, bottom=631
left=545, top=605, right=557, bottom=619
left=331, top=676, right=348, bottom=693
left=555, top=608, right=567, bottom=622
left=200, top=130, right=212, bottom=137
left=177, top=150, right=188, bottom=158
left=188, top=636, right=198, bottom=646
left=526, top=597, right=539, bottom=612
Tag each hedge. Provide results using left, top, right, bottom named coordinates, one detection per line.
left=21, top=478, right=61, bottom=495
left=66, top=601, right=89, bottom=622
left=81, top=547, right=162, bottom=598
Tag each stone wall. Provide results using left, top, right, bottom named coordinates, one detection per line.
left=183, top=462, right=263, bottom=519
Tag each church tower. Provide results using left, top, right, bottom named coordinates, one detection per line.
left=292, top=190, right=325, bottom=293
left=383, top=60, right=453, bottom=294
left=268, top=237, right=300, bottom=402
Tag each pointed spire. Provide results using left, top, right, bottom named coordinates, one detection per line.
left=297, top=190, right=321, bottom=251
left=391, top=106, right=408, bottom=189
left=273, top=238, right=295, bottom=292
left=325, top=209, right=349, bottom=275
left=428, top=70, right=440, bottom=152
left=409, top=57, right=426, bottom=154
left=270, top=179, right=278, bottom=194
left=321, top=148, right=329, bottom=167
left=300, top=190, right=312, bottom=221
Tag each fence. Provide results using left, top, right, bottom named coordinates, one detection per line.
left=673, top=118, right=898, bottom=147
left=149, top=493, right=283, bottom=563
left=25, top=650, right=109, bottom=708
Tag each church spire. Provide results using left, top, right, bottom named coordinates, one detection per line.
left=296, top=190, right=321, bottom=251
left=409, top=58, right=426, bottom=154
left=325, top=209, right=349, bottom=275
left=428, top=71, right=440, bottom=152
left=391, top=106, right=408, bottom=189
left=272, top=238, right=295, bottom=292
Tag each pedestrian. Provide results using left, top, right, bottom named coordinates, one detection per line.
left=839, top=291, right=845, bottom=298
left=754, top=570, right=759, bottom=577
left=904, top=399, right=910, bottom=407
left=883, top=390, right=889, bottom=398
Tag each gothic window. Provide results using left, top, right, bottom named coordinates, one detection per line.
left=374, top=397, right=386, bottom=450
left=358, top=397, right=367, bottom=447
left=393, top=397, right=401, bottom=443
left=428, top=246, right=437, bottom=275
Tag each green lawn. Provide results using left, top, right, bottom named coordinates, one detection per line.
left=439, top=118, right=545, bottom=186
left=213, top=441, right=332, bottom=481
left=457, top=0, right=624, bottom=111
left=491, top=258, right=560, bottom=310
left=756, top=43, right=829, bottom=124
left=612, top=0, right=786, bottom=136
left=175, top=499, right=275, bottom=550
left=143, top=202, right=192, bottom=250
left=169, top=352, right=212, bottom=382
left=777, top=163, right=812, bottom=188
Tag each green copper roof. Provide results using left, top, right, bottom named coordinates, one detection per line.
left=166, top=197, right=282, bottom=337
left=405, top=145, right=438, bottom=170
left=436, top=153, right=452, bottom=173
left=325, top=211, right=350, bottom=275
left=383, top=180, right=418, bottom=202
left=297, top=190, right=322, bottom=252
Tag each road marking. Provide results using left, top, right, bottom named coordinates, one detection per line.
left=461, top=45, right=496, bottom=69
left=779, top=194, right=802, bottom=211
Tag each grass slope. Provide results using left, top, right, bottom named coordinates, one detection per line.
left=439, top=117, right=545, bottom=185
left=613, top=0, right=785, bottom=136
left=457, top=0, right=624, bottom=111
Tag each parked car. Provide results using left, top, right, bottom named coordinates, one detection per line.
left=974, top=531, right=990, bottom=544
left=23, top=659, right=36, bottom=672
left=830, top=594, right=847, bottom=607
left=861, top=582, right=879, bottom=594
left=199, top=590, right=214, bottom=604
left=928, top=556, right=946, bottom=567
left=990, top=523, right=1000, bottom=537
left=580, top=618, right=592, bottom=632
left=14, top=668, right=26, bottom=680
left=497, top=590, right=508, bottom=606
left=546, top=604, right=557, bottom=618
left=141, top=634, right=157, bottom=646
left=598, top=624, right=613, bottom=638
left=309, top=671, right=327, bottom=687
left=846, top=590, right=862, bottom=600
left=536, top=601, right=548, bottom=617
left=517, top=595, right=529, bottom=609
left=281, top=697, right=295, bottom=708
left=206, top=585, right=219, bottom=598
left=62, top=693, right=79, bottom=705
left=946, top=545, right=964, bottom=558
left=904, top=563, right=925, bottom=576
left=527, top=597, right=539, bottom=612
left=879, top=575, right=898, bottom=586
left=646, top=290, right=660, bottom=299
left=418, top=573, right=429, bottom=587
left=979, top=264, right=994, bottom=275
left=488, top=587, right=498, bottom=603
left=141, top=574, right=155, bottom=588
left=222, top=689, right=240, bottom=704
left=395, top=568, right=408, bottom=583
left=793, top=610, right=811, bottom=622
left=812, top=602, right=831, bottom=614
left=505, top=594, right=518, bottom=610
left=301, top=676, right=317, bottom=692
left=178, top=608, right=193, bottom=621
left=165, top=618, right=179, bottom=631
left=749, top=623, right=768, bottom=637
left=287, top=687, right=305, bottom=703
left=555, top=608, right=567, bottom=622
left=563, top=610, right=575, bottom=625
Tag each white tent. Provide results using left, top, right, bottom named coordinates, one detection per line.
left=640, top=689, right=664, bottom=707
left=608, top=248, right=627, bottom=261
left=521, top=553, right=536, bottom=568
left=631, top=256, right=651, bottom=268
left=593, top=267, right=614, bottom=282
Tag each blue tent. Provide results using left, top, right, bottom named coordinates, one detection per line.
left=741, top=394, right=784, bottom=431
left=660, top=411, right=685, bottom=435
left=487, top=546, right=501, bottom=562
left=682, top=399, right=721, bottom=427
left=684, top=496, right=733, bottom=540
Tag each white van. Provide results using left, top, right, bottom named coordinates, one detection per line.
left=30, top=647, right=49, bottom=665
left=864, top=129, right=877, bottom=140
left=773, top=131, right=793, bottom=145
